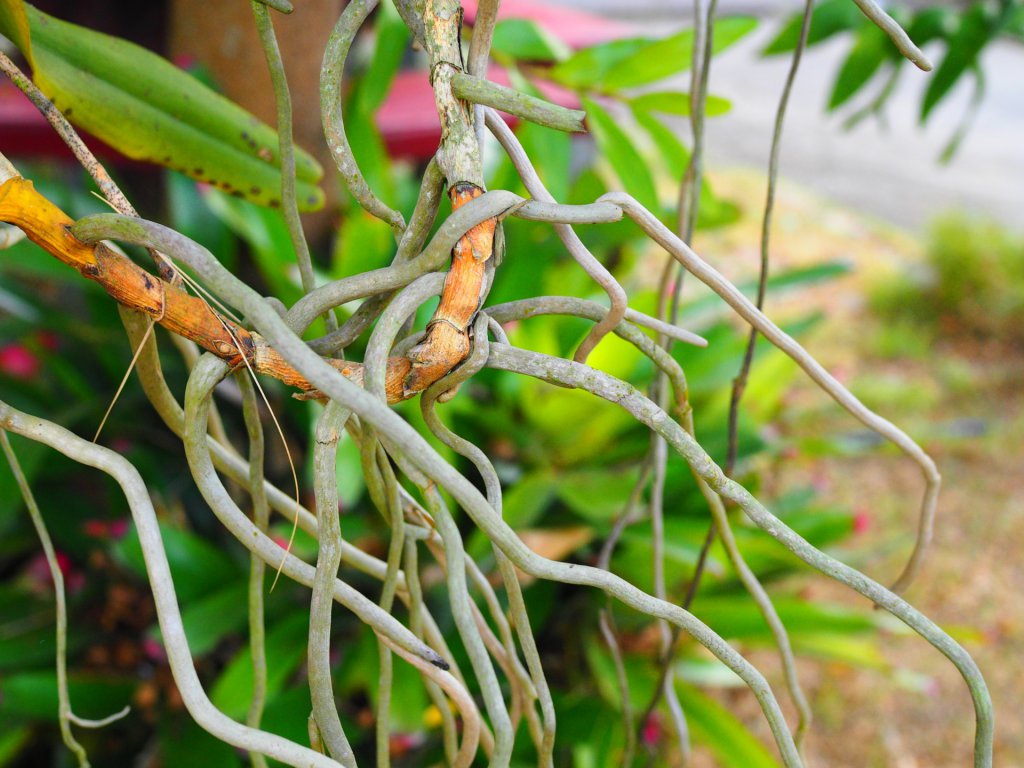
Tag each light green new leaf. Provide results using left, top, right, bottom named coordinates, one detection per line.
left=674, top=682, right=783, bottom=768
left=629, top=90, right=732, bottom=118
left=1, top=4, right=324, bottom=211
left=548, top=36, right=651, bottom=90
left=491, top=18, right=571, bottom=63
left=602, top=16, right=757, bottom=92
left=354, top=0, right=409, bottom=115
left=583, top=97, right=659, bottom=213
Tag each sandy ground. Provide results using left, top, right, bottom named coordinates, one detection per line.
left=685, top=169, right=1023, bottom=767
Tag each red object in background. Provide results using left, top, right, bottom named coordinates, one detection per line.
left=0, top=342, right=40, bottom=380
left=1, top=0, right=631, bottom=164
left=461, top=0, right=637, bottom=49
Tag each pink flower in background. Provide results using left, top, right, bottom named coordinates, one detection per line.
left=83, top=518, right=131, bottom=540
left=25, top=550, right=84, bottom=593
left=0, top=343, right=39, bottom=379
left=143, top=638, right=167, bottom=663
left=853, top=507, right=871, bottom=534
left=641, top=713, right=662, bottom=748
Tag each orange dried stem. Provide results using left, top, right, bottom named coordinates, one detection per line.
left=0, top=176, right=494, bottom=405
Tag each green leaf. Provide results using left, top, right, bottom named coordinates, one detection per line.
left=112, top=522, right=241, bottom=603
left=160, top=716, right=244, bottom=768
left=503, top=471, right=557, bottom=528
left=0, top=671, right=133, bottom=721
left=828, top=23, right=891, bottom=110
left=629, top=90, right=731, bottom=117
left=491, top=18, right=571, bottom=63
left=633, top=109, right=690, bottom=179
left=0, top=726, right=31, bottom=766
left=905, top=7, right=958, bottom=48
left=20, top=5, right=324, bottom=211
left=689, top=595, right=877, bottom=642
left=921, top=3, right=1005, bottom=121
left=163, top=582, right=250, bottom=657
left=210, top=611, right=309, bottom=718
left=548, top=36, right=650, bottom=90
left=516, top=119, right=573, bottom=204
left=763, top=0, right=862, bottom=55
left=203, top=187, right=302, bottom=306
left=674, top=682, right=782, bottom=768
left=601, top=16, right=757, bottom=92
left=1007, top=5, right=1024, bottom=41
left=354, top=0, right=409, bottom=115
left=556, top=467, right=639, bottom=524
left=582, top=97, right=659, bottom=213
left=335, top=429, right=366, bottom=509
left=0, top=0, right=32, bottom=67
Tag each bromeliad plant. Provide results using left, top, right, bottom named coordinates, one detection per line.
left=0, top=0, right=993, bottom=767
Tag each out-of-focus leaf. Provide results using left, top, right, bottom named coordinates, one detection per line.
left=0, top=434, right=45, bottom=535
left=0, top=586, right=90, bottom=670
left=795, top=633, right=889, bottom=668
left=763, top=0, right=862, bottom=55
left=629, top=90, right=731, bottom=118
left=160, top=716, right=243, bottom=768
left=331, top=203, right=395, bottom=281
left=210, top=611, right=308, bottom=718
left=517, top=118, right=572, bottom=204
left=166, top=171, right=237, bottom=272
left=203, top=187, right=302, bottom=306
left=335, top=429, right=366, bottom=509
left=556, top=467, right=639, bottom=523
left=633, top=108, right=689, bottom=179
left=582, top=97, right=659, bottom=213
left=689, top=595, right=878, bottom=642
left=601, top=16, right=756, bottom=92
left=112, top=522, right=240, bottom=602
left=0, top=726, right=31, bottom=766
left=9, top=5, right=323, bottom=211
left=683, top=262, right=851, bottom=320
left=504, top=471, right=557, bottom=528
left=906, top=6, right=958, bottom=47
left=547, top=36, right=649, bottom=90
left=584, top=639, right=657, bottom=712
left=354, top=0, right=408, bottom=114
left=491, top=18, right=571, bottom=62
left=921, top=3, right=1005, bottom=121
left=0, top=671, right=133, bottom=721
left=828, top=23, right=891, bottom=110
left=674, top=682, right=783, bottom=768
left=738, top=346, right=800, bottom=421
left=160, top=582, right=249, bottom=656
left=1007, top=5, right=1024, bottom=41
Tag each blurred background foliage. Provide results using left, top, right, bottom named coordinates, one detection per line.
left=0, top=1, right=1020, bottom=765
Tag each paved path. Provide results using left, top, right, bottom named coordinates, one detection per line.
left=553, top=1, right=1024, bottom=232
